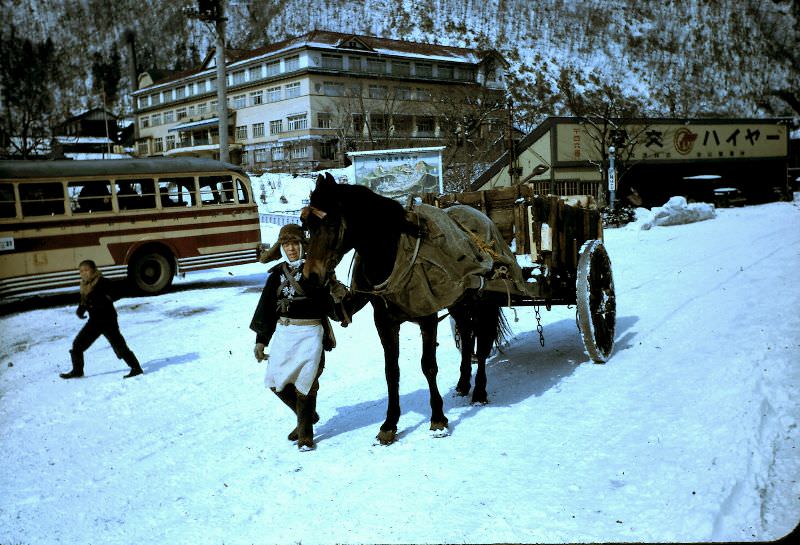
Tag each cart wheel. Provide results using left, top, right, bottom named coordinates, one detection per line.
left=576, top=240, right=616, bottom=363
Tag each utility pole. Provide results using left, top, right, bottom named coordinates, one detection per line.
left=193, top=0, right=229, bottom=162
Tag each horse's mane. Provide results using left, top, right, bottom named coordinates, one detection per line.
left=315, top=183, right=419, bottom=239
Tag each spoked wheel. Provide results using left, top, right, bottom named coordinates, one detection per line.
left=576, top=239, right=616, bottom=363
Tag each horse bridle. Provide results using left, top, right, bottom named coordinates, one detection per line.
left=302, top=205, right=348, bottom=279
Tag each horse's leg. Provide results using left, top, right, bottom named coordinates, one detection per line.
left=471, top=303, right=499, bottom=404
left=419, top=314, right=448, bottom=433
left=449, top=304, right=474, bottom=397
left=373, top=305, right=401, bottom=445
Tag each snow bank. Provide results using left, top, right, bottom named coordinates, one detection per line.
left=639, top=196, right=716, bottom=230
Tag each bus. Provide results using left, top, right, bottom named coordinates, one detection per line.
left=0, top=158, right=262, bottom=298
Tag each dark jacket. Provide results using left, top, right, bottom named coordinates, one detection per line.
left=78, top=276, right=119, bottom=322
left=250, top=261, right=334, bottom=347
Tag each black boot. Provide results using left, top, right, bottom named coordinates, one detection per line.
left=296, top=390, right=318, bottom=450
left=122, top=350, right=143, bottom=379
left=272, top=386, right=319, bottom=441
left=60, top=350, right=84, bottom=379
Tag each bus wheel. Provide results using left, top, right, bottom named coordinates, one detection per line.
left=130, top=251, right=174, bottom=294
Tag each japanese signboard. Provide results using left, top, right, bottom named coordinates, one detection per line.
left=555, top=121, right=788, bottom=164
left=347, top=146, right=444, bottom=201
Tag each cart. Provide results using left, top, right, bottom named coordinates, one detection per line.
left=421, top=184, right=616, bottom=363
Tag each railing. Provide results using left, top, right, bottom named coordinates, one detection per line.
left=260, top=212, right=301, bottom=226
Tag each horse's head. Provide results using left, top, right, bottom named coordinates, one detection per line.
left=301, top=172, right=352, bottom=286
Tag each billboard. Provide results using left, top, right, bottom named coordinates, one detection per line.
left=348, top=146, right=444, bottom=201
left=555, top=121, right=789, bottom=164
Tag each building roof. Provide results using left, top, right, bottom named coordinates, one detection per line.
left=141, top=30, right=502, bottom=91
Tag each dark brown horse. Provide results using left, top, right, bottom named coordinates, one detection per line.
left=301, top=173, right=508, bottom=445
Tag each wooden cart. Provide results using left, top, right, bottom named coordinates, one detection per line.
left=421, top=184, right=616, bottom=363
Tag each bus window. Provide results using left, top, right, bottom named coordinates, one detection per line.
left=20, top=182, right=65, bottom=216
left=235, top=178, right=250, bottom=204
left=199, top=175, right=234, bottom=204
left=0, top=183, right=15, bottom=218
left=69, top=180, right=112, bottom=213
left=158, top=177, right=196, bottom=208
left=116, top=179, right=149, bottom=210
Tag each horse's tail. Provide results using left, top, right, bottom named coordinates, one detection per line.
left=493, top=304, right=513, bottom=351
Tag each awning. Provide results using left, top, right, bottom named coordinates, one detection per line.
left=168, top=118, right=221, bottom=132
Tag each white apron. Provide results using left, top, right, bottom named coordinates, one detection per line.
left=265, top=321, right=323, bottom=395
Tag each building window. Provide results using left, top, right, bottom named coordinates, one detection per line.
left=249, top=65, right=262, bottom=81
left=270, top=120, right=283, bottom=135
left=285, top=55, right=300, bottom=72
left=153, top=137, right=164, bottom=152
left=321, top=54, right=343, bottom=70
left=232, top=70, right=246, bottom=84
left=287, top=114, right=307, bottom=131
left=285, top=82, right=301, bottom=98
left=392, top=61, right=410, bottom=76
left=250, top=90, right=263, bottom=105
left=352, top=113, right=364, bottom=133
left=151, top=93, right=161, bottom=105
left=210, top=100, right=218, bottom=113
left=266, top=61, right=280, bottom=76
left=254, top=148, right=268, bottom=162
left=188, top=105, right=196, bottom=117
left=140, top=117, right=150, bottom=129
left=175, top=86, right=185, bottom=100
left=417, top=116, right=434, bottom=133
left=437, top=65, right=454, bottom=79
left=457, top=67, right=475, bottom=81
left=416, top=88, right=432, bottom=101
left=290, top=145, right=308, bottom=159
left=266, top=86, right=281, bottom=102
left=137, top=141, right=149, bottom=155
left=176, top=107, right=187, bottom=120
left=368, top=85, right=388, bottom=99
left=348, top=56, right=362, bottom=71
left=138, top=96, right=149, bottom=109
left=235, top=125, right=247, bottom=140
left=151, top=113, right=162, bottom=126
left=317, top=113, right=332, bottom=129
left=370, top=114, right=387, bottom=133
left=366, top=58, right=385, bottom=74
left=393, top=115, right=412, bottom=132
left=197, top=103, right=208, bottom=116
left=272, top=146, right=284, bottom=161
left=233, top=94, right=247, bottom=109
left=253, top=122, right=265, bottom=138
left=397, top=87, right=413, bottom=100
left=323, top=81, right=344, bottom=96
left=166, top=135, right=176, bottom=150
left=415, top=62, right=432, bottom=77
left=320, top=141, right=336, bottom=160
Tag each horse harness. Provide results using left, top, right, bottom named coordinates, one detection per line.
left=276, top=262, right=307, bottom=314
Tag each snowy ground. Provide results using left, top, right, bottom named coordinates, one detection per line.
left=1, top=191, right=799, bottom=544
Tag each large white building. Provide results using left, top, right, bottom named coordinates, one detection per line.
left=131, top=30, right=507, bottom=171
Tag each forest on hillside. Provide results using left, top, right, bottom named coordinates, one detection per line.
left=2, top=0, right=798, bottom=146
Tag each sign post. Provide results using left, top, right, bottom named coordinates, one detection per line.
left=608, top=145, right=616, bottom=210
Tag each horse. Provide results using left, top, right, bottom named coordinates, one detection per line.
left=300, top=172, right=509, bottom=445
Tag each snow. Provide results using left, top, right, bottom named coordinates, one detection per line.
left=638, top=196, right=717, bottom=229
left=1, top=183, right=799, bottom=543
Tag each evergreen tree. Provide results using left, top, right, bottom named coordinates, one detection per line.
left=0, top=26, right=63, bottom=159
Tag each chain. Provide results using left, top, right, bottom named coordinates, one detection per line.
left=534, top=304, right=545, bottom=347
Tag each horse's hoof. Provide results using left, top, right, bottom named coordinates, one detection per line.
left=455, top=385, right=471, bottom=397
left=471, top=394, right=489, bottom=405
left=297, top=438, right=315, bottom=451
left=376, top=429, right=396, bottom=445
left=429, top=421, right=449, bottom=438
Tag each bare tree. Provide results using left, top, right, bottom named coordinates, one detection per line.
left=558, top=66, right=655, bottom=207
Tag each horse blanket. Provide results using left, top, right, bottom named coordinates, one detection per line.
left=356, top=203, right=527, bottom=317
